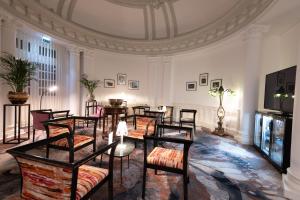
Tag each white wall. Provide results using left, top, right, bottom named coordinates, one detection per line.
left=85, top=50, right=150, bottom=106
left=258, top=23, right=300, bottom=111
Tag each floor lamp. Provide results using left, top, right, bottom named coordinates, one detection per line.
left=39, top=86, right=58, bottom=109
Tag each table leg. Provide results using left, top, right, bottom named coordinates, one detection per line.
left=28, top=105, right=30, bottom=140
left=14, top=106, right=17, bottom=140
left=120, top=157, right=123, bottom=184
left=128, top=155, right=130, bottom=168
left=18, top=105, right=21, bottom=143
left=3, top=106, right=6, bottom=143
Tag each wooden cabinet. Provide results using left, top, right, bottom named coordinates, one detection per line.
left=253, top=111, right=292, bottom=173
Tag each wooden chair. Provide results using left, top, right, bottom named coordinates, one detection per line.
left=30, top=109, right=69, bottom=142
left=87, top=105, right=105, bottom=128
left=180, top=109, right=197, bottom=133
left=7, top=136, right=119, bottom=200
left=142, top=125, right=193, bottom=200
left=132, top=106, right=150, bottom=126
left=157, top=106, right=174, bottom=124
left=43, top=116, right=98, bottom=163
left=124, top=115, right=157, bottom=143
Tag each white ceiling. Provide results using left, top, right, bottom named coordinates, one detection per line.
left=0, top=0, right=275, bottom=54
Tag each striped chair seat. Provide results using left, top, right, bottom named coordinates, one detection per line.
left=147, top=147, right=183, bottom=170
left=51, top=135, right=93, bottom=148
left=127, top=129, right=147, bottom=140
left=76, top=165, right=108, bottom=200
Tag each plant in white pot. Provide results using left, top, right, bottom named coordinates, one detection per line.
left=80, top=74, right=101, bottom=102
left=0, top=53, right=36, bottom=104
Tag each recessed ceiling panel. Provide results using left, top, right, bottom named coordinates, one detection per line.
left=72, top=0, right=145, bottom=39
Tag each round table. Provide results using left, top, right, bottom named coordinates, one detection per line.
left=101, top=142, right=135, bottom=183
left=103, top=106, right=127, bottom=136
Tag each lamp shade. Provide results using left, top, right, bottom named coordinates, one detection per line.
left=116, top=121, right=128, bottom=136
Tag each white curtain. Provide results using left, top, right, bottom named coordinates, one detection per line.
left=15, top=31, right=69, bottom=111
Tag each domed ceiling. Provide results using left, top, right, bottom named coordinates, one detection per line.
left=0, top=0, right=274, bottom=54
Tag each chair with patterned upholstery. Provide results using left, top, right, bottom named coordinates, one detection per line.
left=44, top=116, right=98, bottom=162
left=7, top=136, right=119, bottom=200
left=157, top=106, right=174, bottom=124
left=31, top=109, right=70, bottom=142
left=142, top=124, right=193, bottom=200
left=124, top=115, right=157, bottom=142
left=180, top=109, right=197, bottom=133
left=87, top=105, right=105, bottom=128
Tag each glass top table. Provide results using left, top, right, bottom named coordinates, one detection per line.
left=101, top=141, right=135, bottom=184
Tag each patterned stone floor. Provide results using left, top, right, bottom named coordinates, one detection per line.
left=0, top=129, right=287, bottom=200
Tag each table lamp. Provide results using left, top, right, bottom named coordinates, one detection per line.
left=116, top=121, right=128, bottom=149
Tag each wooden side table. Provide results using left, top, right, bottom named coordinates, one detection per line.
left=3, top=104, right=31, bottom=144
left=103, top=106, right=127, bottom=137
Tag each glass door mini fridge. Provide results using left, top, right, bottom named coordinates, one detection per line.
left=270, top=118, right=285, bottom=167
left=261, top=115, right=273, bottom=155
left=254, top=113, right=262, bottom=148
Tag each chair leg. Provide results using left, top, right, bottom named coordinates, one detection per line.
left=108, top=174, right=113, bottom=200
left=33, top=129, right=35, bottom=142
left=183, top=174, right=188, bottom=200
left=155, top=169, right=158, bottom=175
left=142, top=167, right=147, bottom=199
left=46, top=145, right=49, bottom=158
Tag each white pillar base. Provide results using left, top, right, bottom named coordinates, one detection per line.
left=283, top=168, right=300, bottom=199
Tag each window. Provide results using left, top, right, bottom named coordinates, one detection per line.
left=20, top=40, right=23, bottom=49
left=37, top=63, right=57, bottom=96
left=28, top=42, right=31, bottom=52
left=16, top=38, right=19, bottom=48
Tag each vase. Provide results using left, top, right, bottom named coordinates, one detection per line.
left=88, top=93, right=95, bottom=102
left=7, top=91, right=29, bottom=104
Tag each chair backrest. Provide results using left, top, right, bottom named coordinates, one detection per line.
left=16, top=156, right=73, bottom=199
left=133, top=106, right=150, bottom=115
left=45, top=118, right=74, bottom=138
left=31, top=110, right=52, bottom=130
left=180, top=109, right=197, bottom=120
left=158, top=106, right=174, bottom=118
left=135, top=116, right=156, bottom=134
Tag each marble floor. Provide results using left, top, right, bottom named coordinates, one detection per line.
left=0, top=129, right=287, bottom=200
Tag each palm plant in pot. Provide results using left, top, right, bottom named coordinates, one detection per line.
left=80, top=74, right=101, bottom=102
left=0, top=53, right=36, bottom=104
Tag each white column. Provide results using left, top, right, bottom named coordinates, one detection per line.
left=240, top=25, right=269, bottom=144
left=161, top=56, right=174, bottom=106
left=283, top=31, right=300, bottom=199
left=68, top=47, right=81, bottom=115
left=81, top=49, right=95, bottom=114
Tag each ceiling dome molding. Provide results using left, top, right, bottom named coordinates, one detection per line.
left=0, top=0, right=274, bottom=55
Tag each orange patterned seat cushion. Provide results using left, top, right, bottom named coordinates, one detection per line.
left=48, top=119, right=74, bottom=137
left=127, top=129, right=146, bottom=140
left=135, top=117, right=155, bottom=133
left=147, top=147, right=183, bottom=170
left=51, top=135, right=93, bottom=148
left=76, top=165, right=108, bottom=200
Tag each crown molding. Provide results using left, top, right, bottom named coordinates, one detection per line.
left=0, top=0, right=274, bottom=55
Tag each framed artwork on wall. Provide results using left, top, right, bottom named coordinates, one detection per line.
left=128, top=80, right=139, bottom=90
left=199, top=73, right=208, bottom=86
left=186, top=81, right=197, bottom=91
left=117, top=73, right=127, bottom=85
left=210, top=79, right=222, bottom=90
left=104, top=79, right=115, bottom=88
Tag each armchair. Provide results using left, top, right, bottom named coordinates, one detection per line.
left=7, top=136, right=119, bottom=200
left=30, top=109, right=69, bottom=142
left=43, top=116, right=98, bottom=162
left=124, top=115, right=157, bottom=142
left=158, top=106, right=174, bottom=124
left=142, top=125, right=193, bottom=200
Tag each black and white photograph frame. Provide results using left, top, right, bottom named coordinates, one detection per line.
left=117, top=73, right=127, bottom=85
left=199, top=73, right=209, bottom=86
left=186, top=81, right=197, bottom=91
left=104, top=79, right=115, bottom=88
left=210, top=79, right=222, bottom=90
left=128, top=80, right=139, bottom=90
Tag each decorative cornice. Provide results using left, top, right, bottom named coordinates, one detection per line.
left=0, top=0, right=274, bottom=55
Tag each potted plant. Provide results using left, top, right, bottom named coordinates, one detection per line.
left=80, top=74, right=101, bottom=101
left=0, top=53, right=36, bottom=104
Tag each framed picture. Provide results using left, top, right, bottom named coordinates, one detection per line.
left=186, top=81, right=197, bottom=91
left=199, top=73, right=208, bottom=86
left=128, top=80, right=139, bottom=90
left=117, top=73, right=127, bottom=85
left=210, top=79, right=222, bottom=90
left=104, top=79, right=115, bottom=88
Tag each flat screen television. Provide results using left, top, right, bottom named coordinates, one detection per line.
left=264, top=66, right=297, bottom=114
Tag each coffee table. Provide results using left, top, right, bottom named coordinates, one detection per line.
left=100, top=141, right=135, bottom=183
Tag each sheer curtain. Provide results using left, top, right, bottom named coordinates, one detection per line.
left=16, top=30, right=69, bottom=111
